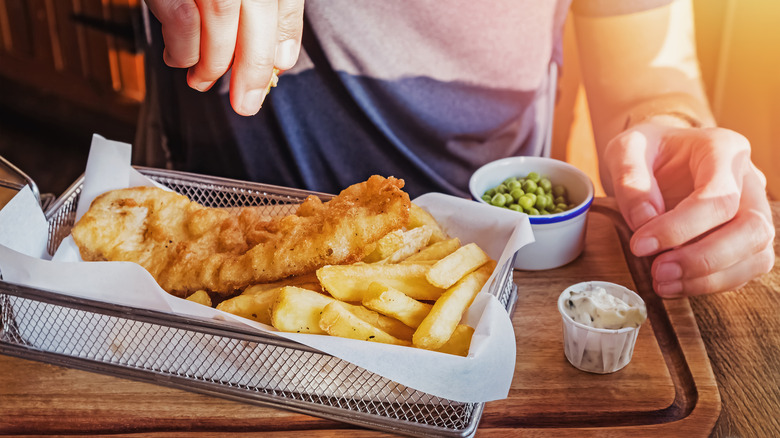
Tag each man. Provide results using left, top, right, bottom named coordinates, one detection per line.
left=140, top=0, right=775, bottom=298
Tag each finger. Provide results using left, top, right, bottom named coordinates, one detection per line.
left=605, top=129, right=665, bottom=231
left=186, top=0, right=241, bottom=91
left=273, top=0, right=305, bottom=70
left=652, top=204, right=774, bottom=282
left=651, top=169, right=775, bottom=297
left=654, top=244, right=775, bottom=298
left=630, top=131, right=752, bottom=256
left=230, top=0, right=279, bottom=116
left=148, top=0, right=202, bottom=68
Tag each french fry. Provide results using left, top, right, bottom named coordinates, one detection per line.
left=319, top=301, right=411, bottom=346
left=413, top=264, right=493, bottom=350
left=404, top=237, right=461, bottom=262
left=318, top=262, right=444, bottom=301
left=217, top=287, right=280, bottom=325
left=363, top=282, right=432, bottom=329
left=362, top=230, right=405, bottom=263
left=185, top=290, right=212, bottom=307
left=408, top=203, right=448, bottom=244
left=382, top=226, right=434, bottom=264
left=434, top=324, right=475, bottom=357
left=363, top=227, right=434, bottom=264
left=345, top=302, right=415, bottom=341
left=271, top=286, right=335, bottom=334
left=426, top=242, right=490, bottom=289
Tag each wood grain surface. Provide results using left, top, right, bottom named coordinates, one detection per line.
left=686, top=203, right=780, bottom=438
left=1, top=200, right=778, bottom=437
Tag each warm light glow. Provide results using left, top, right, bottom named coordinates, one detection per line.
left=649, top=0, right=700, bottom=81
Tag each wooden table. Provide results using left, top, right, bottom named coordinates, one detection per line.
left=1, top=200, right=778, bottom=437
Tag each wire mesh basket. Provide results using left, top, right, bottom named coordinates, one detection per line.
left=0, top=167, right=518, bottom=437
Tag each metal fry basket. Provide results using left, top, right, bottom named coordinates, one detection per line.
left=0, top=167, right=518, bottom=437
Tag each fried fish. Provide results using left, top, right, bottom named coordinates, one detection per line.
left=71, top=175, right=411, bottom=297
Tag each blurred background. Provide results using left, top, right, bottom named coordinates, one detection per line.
left=0, top=0, right=778, bottom=200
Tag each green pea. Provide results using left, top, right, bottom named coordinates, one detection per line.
left=518, top=195, right=535, bottom=210
left=482, top=173, right=572, bottom=217
left=491, top=193, right=507, bottom=207
left=534, top=194, right=548, bottom=210
left=522, top=179, right=537, bottom=193
left=539, top=178, right=552, bottom=193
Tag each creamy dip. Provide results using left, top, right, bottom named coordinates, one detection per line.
left=563, top=286, right=646, bottom=329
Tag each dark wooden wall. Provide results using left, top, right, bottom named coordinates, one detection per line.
left=0, top=0, right=144, bottom=124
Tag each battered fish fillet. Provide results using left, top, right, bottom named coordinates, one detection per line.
left=71, top=175, right=411, bottom=297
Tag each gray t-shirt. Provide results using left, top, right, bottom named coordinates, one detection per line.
left=145, top=0, right=666, bottom=198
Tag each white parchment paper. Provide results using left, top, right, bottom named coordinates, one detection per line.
left=0, top=134, right=534, bottom=402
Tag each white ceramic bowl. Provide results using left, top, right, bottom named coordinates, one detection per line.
left=557, top=281, right=645, bottom=374
left=469, top=156, right=594, bottom=270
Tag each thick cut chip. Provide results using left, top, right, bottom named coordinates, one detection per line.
left=408, top=203, right=448, bottom=244
left=185, top=290, right=212, bottom=307
left=271, top=286, right=335, bottom=334
left=344, top=302, right=415, bottom=341
left=413, top=264, right=493, bottom=350
left=363, top=282, right=432, bottom=329
left=381, top=226, right=434, bottom=264
left=217, top=287, right=281, bottom=325
left=319, top=301, right=411, bottom=346
left=361, top=230, right=405, bottom=263
left=426, top=243, right=490, bottom=289
left=363, top=226, right=434, bottom=264
left=434, top=324, right=475, bottom=357
left=317, top=263, right=444, bottom=302
left=404, top=237, right=462, bottom=263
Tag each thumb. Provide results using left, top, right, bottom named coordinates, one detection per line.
left=604, top=129, right=665, bottom=231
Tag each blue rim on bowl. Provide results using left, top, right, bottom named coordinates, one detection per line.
left=527, top=196, right=593, bottom=224
left=469, top=156, right=594, bottom=224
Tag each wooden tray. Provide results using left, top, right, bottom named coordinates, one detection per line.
left=0, top=199, right=722, bottom=436
left=476, top=199, right=721, bottom=435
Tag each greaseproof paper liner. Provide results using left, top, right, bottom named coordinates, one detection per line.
left=0, top=134, right=534, bottom=402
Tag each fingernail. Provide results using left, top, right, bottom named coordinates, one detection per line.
left=633, top=237, right=659, bottom=256
left=629, top=202, right=657, bottom=229
left=655, top=262, right=682, bottom=282
left=275, top=39, right=298, bottom=70
left=656, top=281, right=684, bottom=298
left=239, top=89, right=265, bottom=116
left=193, top=81, right=214, bottom=92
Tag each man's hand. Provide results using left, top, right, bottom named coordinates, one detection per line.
left=145, top=0, right=304, bottom=116
left=604, top=116, right=775, bottom=298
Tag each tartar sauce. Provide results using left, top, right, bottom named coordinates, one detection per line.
left=564, top=286, right=646, bottom=329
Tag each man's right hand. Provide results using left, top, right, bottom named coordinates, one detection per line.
left=145, top=0, right=304, bottom=116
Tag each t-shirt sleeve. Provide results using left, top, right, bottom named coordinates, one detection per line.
left=570, top=0, right=675, bottom=17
